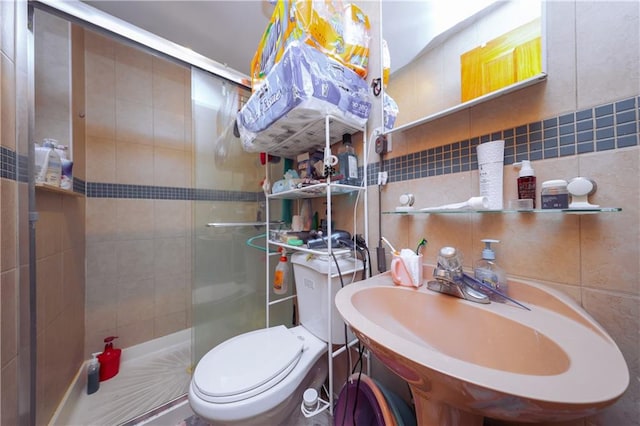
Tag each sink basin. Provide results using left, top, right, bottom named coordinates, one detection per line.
left=335, top=272, right=629, bottom=425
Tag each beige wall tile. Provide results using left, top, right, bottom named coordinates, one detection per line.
left=1, top=269, right=18, bottom=367
left=582, top=289, right=639, bottom=426
left=154, top=146, right=188, bottom=188
left=117, top=277, right=154, bottom=326
left=154, top=200, right=188, bottom=238
left=155, top=273, right=188, bottom=316
left=62, top=195, right=85, bottom=250
left=86, top=136, right=116, bottom=182
left=1, top=0, right=16, bottom=61
left=1, top=179, right=16, bottom=272
left=84, top=94, right=115, bottom=140
left=116, top=318, right=154, bottom=349
left=576, top=1, right=640, bottom=108
left=115, top=99, right=153, bottom=145
left=1, top=53, right=16, bottom=150
left=579, top=148, right=639, bottom=294
left=116, top=141, right=154, bottom=185
left=86, top=198, right=118, bottom=244
left=154, top=109, right=186, bottom=150
left=116, top=199, right=154, bottom=240
left=62, top=247, right=85, bottom=311
left=154, top=237, right=187, bottom=276
left=34, top=192, right=63, bottom=260
left=1, top=357, right=18, bottom=426
left=116, top=239, right=154, bottom=281
left=154, top=311, right=187, bottom=337
left=36, top=254, right=63, bottom=328
left=152, top=58, right=186, bottom=115
left=86, top=240, right=119, bottom=280
left=85, top=274, right=117, bottom=339
left=115, top=44, right=152, bottom=106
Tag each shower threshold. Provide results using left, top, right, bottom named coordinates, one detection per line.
left=50, top=329, right=192, bottom=426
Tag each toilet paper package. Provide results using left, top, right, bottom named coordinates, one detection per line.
left=476, top=140, right=505, bottom=210
left=250, top=0, right=370, bottom=90
left=237, top=41, right=371, bottom=154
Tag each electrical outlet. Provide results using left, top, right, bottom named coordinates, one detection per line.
left=377, top=171, right=388, bottom=185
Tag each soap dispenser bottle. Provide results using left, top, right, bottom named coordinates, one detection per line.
left=87, top=352, right=100, bottom=395
left=97, top=336, right=122, bottom=381
left=337, top=133, right=359, bottom=186
left=514, top=160, right=536, bottom=208
left=474, top=239, right=507, bottom=301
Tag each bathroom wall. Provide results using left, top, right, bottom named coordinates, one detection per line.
left=1, top=1, right=29, bottom=424
left=83, top=30, right=193, bottom=355
left=367, top=2, right=639, bottom=425
left=33, top=13, right=87, bottom=424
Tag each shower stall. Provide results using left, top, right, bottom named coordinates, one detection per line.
left=28, top=3, right=293, bottom=424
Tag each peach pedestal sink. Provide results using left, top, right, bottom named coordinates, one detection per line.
left=335, top=271, right=629, bottom=425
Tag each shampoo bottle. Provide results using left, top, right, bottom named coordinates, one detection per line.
left=87, top=352, right=100, bottom=395
left=474, top=239, right=507, bottom=301
left=337, top=133, right=359, bottom=186
left=514, top=160, right=536, bottom=208
left=273, top=251, right=288, bottom=295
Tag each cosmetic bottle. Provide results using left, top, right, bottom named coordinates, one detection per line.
left=337, top=133, right=359, bottom=186
left=273, top=251, right=288, bottom=295
left=514, top=160, right=536, bottom=208
left=474, top=239, right=507, bottom=301
left=87, top=353, right=100, bottom=395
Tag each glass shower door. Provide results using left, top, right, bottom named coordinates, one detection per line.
left=191, top=68, right=292, bottom=363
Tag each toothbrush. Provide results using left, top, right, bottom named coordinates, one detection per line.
left=380, top=236, right=398, bottom=255
left=462, top=273, right=531, bottom=311
left=415, top=238, right=428, bottom=255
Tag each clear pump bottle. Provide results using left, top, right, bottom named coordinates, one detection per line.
left=87, top=352, right=100, bottom=395
left=474, top=239, right=507, bottom=301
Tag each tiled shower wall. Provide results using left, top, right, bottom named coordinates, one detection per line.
left=83, top=30, right=194, bottom=355
left=1, top=2, right=26, bottom=425
left=370, top=2, right=639, bottom=425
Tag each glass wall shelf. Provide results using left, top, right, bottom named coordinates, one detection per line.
left=383, top=207, right=622, bottom=215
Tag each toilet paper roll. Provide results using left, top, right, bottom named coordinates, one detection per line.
left=476, top=140, right=505, bottom=210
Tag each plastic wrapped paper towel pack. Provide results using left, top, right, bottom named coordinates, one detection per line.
left=250, top=0, right=371, bottom=90
left=237, top=41, right=372, bottom=153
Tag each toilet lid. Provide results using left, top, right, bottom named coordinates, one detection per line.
left=193, top=326, right=303, bottom=403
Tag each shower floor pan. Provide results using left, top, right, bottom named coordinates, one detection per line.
left=51, top=329, right=191, bottom=426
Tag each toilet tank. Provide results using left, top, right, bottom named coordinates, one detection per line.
left=291, top=252, right=363, bottom=344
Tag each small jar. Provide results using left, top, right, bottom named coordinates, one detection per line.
left=541, top=179, right=569, bottom=209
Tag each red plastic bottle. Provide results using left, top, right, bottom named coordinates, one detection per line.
left=97, top=336, right=122, bottom=381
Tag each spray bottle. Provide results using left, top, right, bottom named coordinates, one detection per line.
left=273, top=249, right=289, bottom=295
left=87, top=352, right=100, bottom=395
left=474, top=239, right=507, bottom=301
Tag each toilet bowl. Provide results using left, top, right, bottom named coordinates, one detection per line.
left=189, top=325, right=327, bottom=425
left=188, top=253, right=363, bottom=424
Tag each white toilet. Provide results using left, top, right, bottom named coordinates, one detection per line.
left=188, top=253, right=363, bottom=425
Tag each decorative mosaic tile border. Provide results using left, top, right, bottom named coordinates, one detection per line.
left=365, top=96, right=639, bottom=185
left=85, top=182, right=263, bottom=202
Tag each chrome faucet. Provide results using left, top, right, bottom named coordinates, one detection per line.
left=427, top=246, right=490, bottom=304
left=427, top=246, right=531, bottom=310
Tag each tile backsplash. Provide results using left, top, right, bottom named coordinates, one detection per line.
left=366, top=96, right=638, bottom=185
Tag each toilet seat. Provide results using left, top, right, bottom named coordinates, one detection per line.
left=192, top=326, right=303, bottom=404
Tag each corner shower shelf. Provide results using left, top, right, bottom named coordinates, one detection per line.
left=35, top=182, right=81, bottom=196
left=383, top=207, right=622, bottom=215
